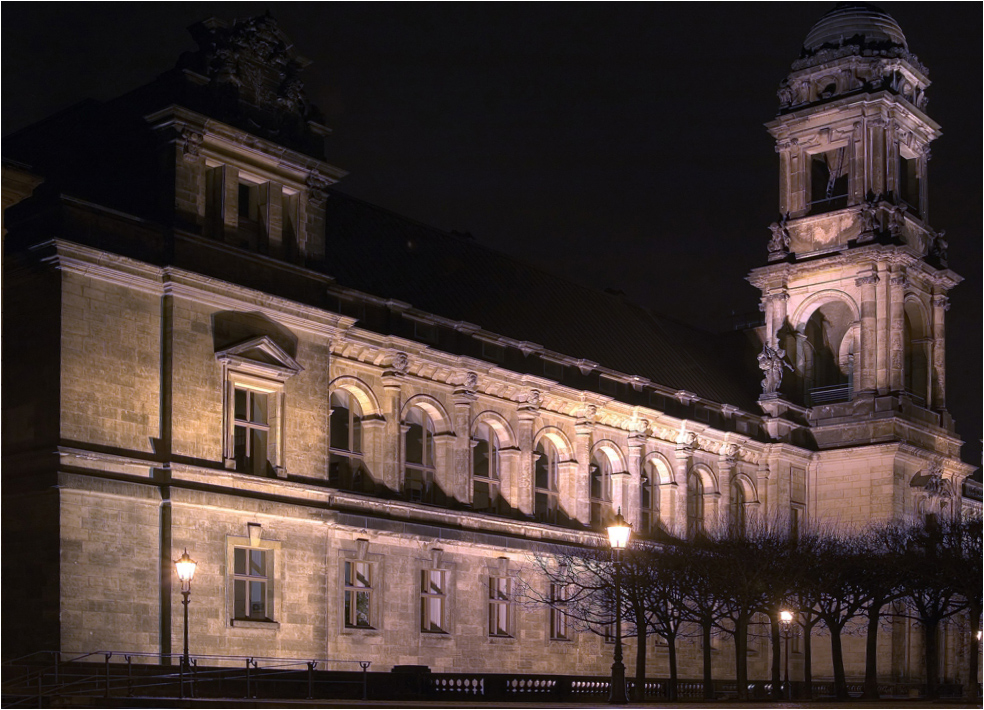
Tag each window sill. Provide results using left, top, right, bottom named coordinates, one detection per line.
left=341, top=626, right=382, bottom=637
left=488, top=635, right=516, bottom=644
left=230, top=619, right=280, bottom=630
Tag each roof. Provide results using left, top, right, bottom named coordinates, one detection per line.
left=803, top=3, right=907, bottom=55
left=322, top=190, right=761, bottom=410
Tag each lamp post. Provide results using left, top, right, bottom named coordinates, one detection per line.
left=780, top=610, right=793, bottom=701
left=174, top=549, right=197, bottom=696
left=607, top=508, right=631, bottom=705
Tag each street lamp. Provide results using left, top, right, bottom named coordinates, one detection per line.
left=779, top=609, right=794, bottom=701
left=174, top=549, right=197, bottom=694
left=607, top=508, right=631, bottom=705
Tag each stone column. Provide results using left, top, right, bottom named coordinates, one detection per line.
left=381, top=373, right=404, bottom=494
left=717, top=445, right=737, bottom=531
left=875, top=261, right=891, bottom=393
left=452, top=391, right=475, bottom=505
left=515, top=408, right=535, bottom=517
left=888, top=270, right=907, bottom=393
left=672, top=443, right=693, bottom=538
left=776, top=140, right=794, bottom=216
left=764, top=291, right=789, bottom=347
left=849, top=121, right=864, bottom=204
left=574, top=419, right=593, bottom=526
left=931, top=294, right=948, bottom=410
left=624, top=433, right=645, bottom=529
left=868, top=117, right=887, bottom=197
left=855, top=268, right=880, bottom=394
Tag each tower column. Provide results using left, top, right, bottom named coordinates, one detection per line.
left=515, top=409, right=535, bottom=517
left=888, top=270, right=907, bottom=392
left=624, top=433, right=645, bottom=529
left=573, top=420, right=593, bottom=525
left=856, top=269, right=880, bottom=393
left=931, top=294, right=948, bottom=410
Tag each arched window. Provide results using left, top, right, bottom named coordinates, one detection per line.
left=801, top=300, right=855, bottom=405
left=903, top=301, right=929, bottom=405
left=641, top=458, right=665, bottom=537
left=405, top=407, right=436, bottom=503
left=688, top=473, right=705, bottom=538
left=589, top=453, right=612, bottom=530
left=731, top=483, right=747, bottom=536
left=472, top=422, right=501, bottom=513
left=534, top=439, right=559, bottom=524
left=329, top=390, right=371, bottom=493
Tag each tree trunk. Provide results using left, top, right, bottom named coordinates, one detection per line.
left=861, top=604, right=881, bottom=699
left=968, top=602, right=982, bottom=701
left=667, top=636, right=678, bottom=702
left=830, top=623, right=849, bottom=700
left=702, top=621, right=713, bottom=700
left=924, top=616, right=940, bottom=699
left=771, top=615, right=782, bottom=699
left=735, top=614, right=749, bottom=701
left=803, top=621, right=813, bottom=700
left=633, top=608, right=647, bottom=702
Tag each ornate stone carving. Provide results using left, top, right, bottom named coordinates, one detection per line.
left=890, top=274, right=909, bottom=288
left=525, top=389, right=543, bottom=409
left=889, top=206, right=906, bottom=238
left=676, top=430, right=699, bottom=453
left=757, top=344, right=792, bottom=395
left=389, top=350, right=409, bottom=374
left=932, top=295, right=950, bottom=311
left=307, top=170, right=331, bottom=205
left=180, top=128, right=203, bottom=161
left=464, top=371, right=478, bottom=391
left=767, top=219, right=791, bottom=260
left=721, top=443, right=740, bottom=465
left=855, top=273, right=880, bottom=287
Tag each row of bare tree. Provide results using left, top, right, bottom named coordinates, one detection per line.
left=524, top=516, right=981, bottom=702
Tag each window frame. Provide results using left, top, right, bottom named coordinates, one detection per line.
left=343, top=559, right=374, bottom=629
left=225, top=532, right=281, bottom=628
left=549, top=583, right=572, bottom=641
left=420, top=568, right=449, bottom=634
left=404, top=407, right=437, bottom=503
left=534, top=439, right=560, bottom=524
left=488, top=576, right=513, bottom=638
left=330, top=389, right=371, bottom=492
left=472, top=422, right=501, bottom=513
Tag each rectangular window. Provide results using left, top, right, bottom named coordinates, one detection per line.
left=899, top=154, right=920, bottom=210
left=481, top=341, right=505, bottom=363
left=234, top=387, right=270, bottom=476
left=599, top=376, right=618, bottom=395
left=420, top=569, right=447, bottom=633
left=488, top=577, right=512, bottom=637
left=233, top=547, right=269, bottom=621
left=549, top=584, right=570, bottom=641
left=344, top=561, right=373, bottom=628
left=543, top=359, right=564, bottom=381
left=414, top=321, right=439, bottom=344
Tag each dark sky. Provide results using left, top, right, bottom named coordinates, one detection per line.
left=3, top=3, right=980, bottom=466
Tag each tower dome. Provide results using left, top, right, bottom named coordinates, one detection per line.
left=802, top=3, right=907, bottom=57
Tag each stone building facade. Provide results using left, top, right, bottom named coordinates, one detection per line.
left=2, top=4, right=977, bottom=687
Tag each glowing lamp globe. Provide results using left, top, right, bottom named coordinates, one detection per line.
left=175, top=549, right=197, bottom=584
left=780, top=610, right=794, bottom=624
left=606, top=509, right=632, bottom=550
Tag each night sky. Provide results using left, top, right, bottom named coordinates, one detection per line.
left=3, top=3, right=980, bottom=466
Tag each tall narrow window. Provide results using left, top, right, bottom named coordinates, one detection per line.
left=534, top=440, right=560, bottom=524
left=330, top=390, right=371, bottom=493
left=731, top=483, right=747, bottom=536
left=281, top=191, right=299, bottom=257
left=810, top=147, right=849, bottom=213
left=641, top=460, right=662, bottom=537
left=405, top=408, right=436, bottom=503
left=420, top=569, right=447, bottom=633
left=233, top=547, right=270, bottom=621
left=688, top=473, right=705, bottom=538
left=549, top=584, right=570, bottom=640
left=899, top=154, right=920, bottom=211
left=234, top=388, right=269, bottom=476
left=589, top=453, right=613, bottom=530
left=343, top=561, right=373, bottom=628
left=488, top=577, right=512, bottom=637
left=472, top=422, right=500, bottom=513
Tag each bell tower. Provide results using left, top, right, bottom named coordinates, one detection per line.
left=747, top=4, right=970, bottom=520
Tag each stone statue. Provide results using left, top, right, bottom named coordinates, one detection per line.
left=930, top=229, right=948, bottom=266
left=767, top=220, right=791, bottom=259
left=857, top=200, right=877, bottom=241
left=757, top=344, right=793, bottom=395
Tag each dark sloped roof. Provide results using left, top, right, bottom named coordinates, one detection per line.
left=322, top=190, right=760, bottom=410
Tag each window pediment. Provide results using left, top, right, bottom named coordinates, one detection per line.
left=216, top=336, right=303, bottom=380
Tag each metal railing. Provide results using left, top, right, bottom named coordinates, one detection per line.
left=808, top=382, right=852, bottom=405
left=1, top=650, right=370, bottom=706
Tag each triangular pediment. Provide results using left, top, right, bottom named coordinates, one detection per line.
left=215, top=336, right=303, bottom=379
